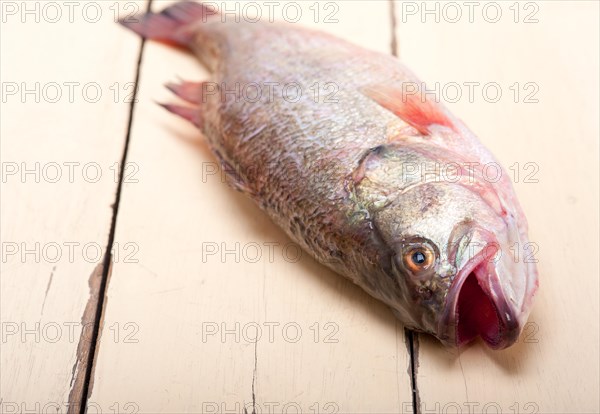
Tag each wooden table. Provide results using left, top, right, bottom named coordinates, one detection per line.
left=2, top=1, right=598, bottom=412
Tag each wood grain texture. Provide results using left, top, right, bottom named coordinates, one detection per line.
left=0, top=1, right=145, bottom=409
left=394, top=1, right=599, bottom=412
left=87, top=1, right=413, bottom=412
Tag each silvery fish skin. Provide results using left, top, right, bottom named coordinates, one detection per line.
left=121, top=2, right=539, bottom=349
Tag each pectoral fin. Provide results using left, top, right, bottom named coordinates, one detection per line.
left=363, top=84, right=455, bottom=135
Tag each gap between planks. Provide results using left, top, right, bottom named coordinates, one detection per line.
left=73, top=1, right=153, bottom=412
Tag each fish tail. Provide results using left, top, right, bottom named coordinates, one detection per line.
left=119, top=1, right=218, bottom=48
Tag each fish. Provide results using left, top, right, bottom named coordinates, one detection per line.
left=120, top=1, right=539, bottom=349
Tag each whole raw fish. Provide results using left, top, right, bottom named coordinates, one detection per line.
left=121, top=1, right=539, bottom=349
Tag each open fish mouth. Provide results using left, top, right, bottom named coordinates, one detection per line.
left=440, top=242, right=520, bottom=349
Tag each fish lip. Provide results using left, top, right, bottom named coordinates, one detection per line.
left=438, top=243, right=520, bottom=349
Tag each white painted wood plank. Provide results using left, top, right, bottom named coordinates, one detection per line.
left=88, top=1, right=413, bottom=412
left=0, top=0, right=145, bottom=409
left=394, top=1, right=599, bottom=412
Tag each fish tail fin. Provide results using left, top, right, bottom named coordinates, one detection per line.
left=119, top=1, right=218, bottom=48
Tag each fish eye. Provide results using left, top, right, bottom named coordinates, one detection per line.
left=412, top=250, right=427, bottom=264
left=403, top=245, right=434, bottom=273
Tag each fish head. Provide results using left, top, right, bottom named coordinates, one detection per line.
left=356, top=144, right=538, bottom=349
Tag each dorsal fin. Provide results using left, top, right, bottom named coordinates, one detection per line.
left=363, top=84, right=455, bottom=135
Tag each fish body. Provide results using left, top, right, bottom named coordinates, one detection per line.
left=121, top=2, right=539, bottom=349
